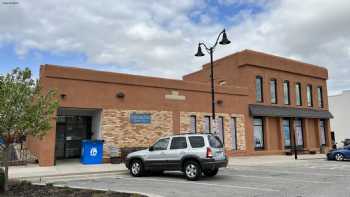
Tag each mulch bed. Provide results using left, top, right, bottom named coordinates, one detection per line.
left=0, top=181, right=146, bottom=197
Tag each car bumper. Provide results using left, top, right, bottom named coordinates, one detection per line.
left=327, top=153, right=333, bottom=160
left=200, top=158, right=228, bottom=170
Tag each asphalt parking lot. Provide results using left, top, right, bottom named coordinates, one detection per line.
left=32, top=158, right=350, bottom=197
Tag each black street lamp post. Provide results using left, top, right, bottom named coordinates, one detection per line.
left=194, top=29, right=231, bottom=134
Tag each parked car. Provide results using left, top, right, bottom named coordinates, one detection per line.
left=125, top=133, right=228, bottom=181
left=327, top=146, right=350, bottom=161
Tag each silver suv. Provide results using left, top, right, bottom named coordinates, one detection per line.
left=125, top=133, right=228, bottom=181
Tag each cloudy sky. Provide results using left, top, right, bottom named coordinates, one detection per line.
left=1, top=0, right=350, bottom=95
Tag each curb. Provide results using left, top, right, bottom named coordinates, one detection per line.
left=13, top=169, right=128, bottom=180
left=33, top=183, right=163, bottom=197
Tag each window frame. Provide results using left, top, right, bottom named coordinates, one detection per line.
left=295, top=82, right=302, bottom=106
left=204, top=115, right=211, bottom=133
left=270, top=79, right=277, bottom=104
left=295, top=119, right=304, bottom=148
left=256, top=76, right=263, bottom=103
left=317, top=86, right=324, bottom=108
left=170, top=137, right=188, bottom=150
left=283, top=118, right=292, bottom=149
left=283, top=80, right=290, bottom=105
left=190, top=115, right=197, bottom=133
left=217, top=116, right=225, bottom=144
left=188, top=136, right=205, bottom=148
left=230, top=117, right=238, bottom=151
left=307, top=85, right=313, bottom=107
left=253, top=117, right=264, bottom=150
left=319, top=120, right=326, bottom=145
left=152, top=138, right=170, bottom=151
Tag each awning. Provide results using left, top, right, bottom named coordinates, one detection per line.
left=249, top=104, right=333, bottom=119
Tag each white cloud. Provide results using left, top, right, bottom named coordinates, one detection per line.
left=0, top=0, right=350, bottom=94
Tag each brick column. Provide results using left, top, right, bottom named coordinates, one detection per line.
left=290, top=118, right=296, bottom=148
left=302, top=118, right=310, bottom=150
left=264, top=117, right=270, bottom=150
left=39, top=117, right=56, bottom=166
left=325, top=119, right=332, bottom=148
left=278, top=118, right=285, bottom=150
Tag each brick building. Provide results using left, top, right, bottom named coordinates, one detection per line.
left=27, top=49, right=333, bottom=166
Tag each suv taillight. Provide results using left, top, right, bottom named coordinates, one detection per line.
left=206, top=147, right=213, bottom=158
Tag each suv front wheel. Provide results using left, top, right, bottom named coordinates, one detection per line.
left=184, top=161, right=201, bottom=181
left=203, top=168, right=218, bottom=177
left=129, top=159, right=144, bottom=177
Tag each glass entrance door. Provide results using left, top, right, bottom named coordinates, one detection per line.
left=283, top=119, right=291, bottom=149
left=295, top=119, right=304, bottom=148
left=55, top=116, right=92, bottom=159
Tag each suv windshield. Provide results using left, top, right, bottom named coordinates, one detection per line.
left=208, top=135, right=223, bottom=148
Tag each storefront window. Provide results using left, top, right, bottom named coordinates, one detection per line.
left=253, top=118, right=264, bottom=149
left=295, top=119, right=304, bottom=147
left=230, top=117, right=237, bottom=150
left=283, top=119, right=291, bottom=148
left=320, top=120, right=326, bottom=145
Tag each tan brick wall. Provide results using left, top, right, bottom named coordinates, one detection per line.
left=101, top=109, right=173, bottom=157
left=180, top=112, right=246, bottom=151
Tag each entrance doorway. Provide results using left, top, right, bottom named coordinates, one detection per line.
left=55, top=108, right=102, bottom=161
left=55, top=116, right=92, bottom=159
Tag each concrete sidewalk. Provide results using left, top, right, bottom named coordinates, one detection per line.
left=9, top=159, right=127, bottom=179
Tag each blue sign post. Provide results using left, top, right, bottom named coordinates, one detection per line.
left=130, top=112, right=151, bottom=124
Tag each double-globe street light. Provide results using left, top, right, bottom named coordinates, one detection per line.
left=194, top=29, right=231, bottom=134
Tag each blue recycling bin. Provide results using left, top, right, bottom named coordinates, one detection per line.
left=81, top=140, right=104, bottom=165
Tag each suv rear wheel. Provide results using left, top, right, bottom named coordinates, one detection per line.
left=129, top=159, right=144, bottom=177
left=203, top=168, right=218, bottom=177
left=184, top=161, right=201, bottom=181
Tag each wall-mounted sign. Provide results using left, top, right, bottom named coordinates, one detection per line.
left=130, top=112, right=151, bottom=124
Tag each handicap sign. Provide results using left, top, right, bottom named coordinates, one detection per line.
left=90, top=147, right=98, bottom=157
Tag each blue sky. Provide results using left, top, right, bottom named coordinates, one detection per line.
left=1, top=0, right=350, bottom=94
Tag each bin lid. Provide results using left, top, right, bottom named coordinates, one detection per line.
left=81, top=139, right=104, bottom=143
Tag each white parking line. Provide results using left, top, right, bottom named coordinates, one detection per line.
left=227, top=167, right=347, bottom=177
left=118, top=177, right=280, bottom=192
left=227, top=174, right=331, bottom=184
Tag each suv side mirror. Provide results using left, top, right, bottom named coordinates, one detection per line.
left=149, top=146, right=154, bottom=151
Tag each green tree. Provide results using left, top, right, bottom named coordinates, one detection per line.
left=0, top=67, right=58, bottom=192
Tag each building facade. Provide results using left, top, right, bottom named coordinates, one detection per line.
left=329, top=90, right=350, bottom=146
left=27, top=49, right=333, bottom=166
